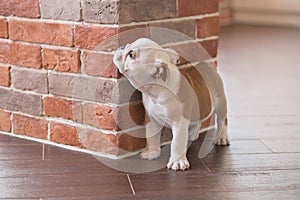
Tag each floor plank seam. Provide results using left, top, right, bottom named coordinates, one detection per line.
left=201, top=158, right=212, bottom=172
left=259, top=139, right=275, bottom=153
left=127, top=174, right=136, bottom=195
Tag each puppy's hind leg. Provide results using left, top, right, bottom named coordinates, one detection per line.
left=216, top=117, right=230, bottom=145
left=140, top=114, right=162, bottom=160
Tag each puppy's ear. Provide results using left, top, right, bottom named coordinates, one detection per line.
left=166, top=48, right=179, bottom=65
left=151, top=61, right=169, bottom=81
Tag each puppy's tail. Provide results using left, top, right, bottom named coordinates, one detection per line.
left=198, top=91, right=227, bottom=157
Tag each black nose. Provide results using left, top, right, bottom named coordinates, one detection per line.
left=119, top=44, right=126, bottom=50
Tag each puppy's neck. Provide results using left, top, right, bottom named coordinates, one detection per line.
left=141, top=64, right=181, bottom=101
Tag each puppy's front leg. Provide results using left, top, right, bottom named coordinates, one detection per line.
left=167, top=118, right=190, bottom=171
left=140, top=114, right=162, bottom=160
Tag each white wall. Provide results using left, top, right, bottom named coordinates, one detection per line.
left=232, top=0, right=300, bottom=27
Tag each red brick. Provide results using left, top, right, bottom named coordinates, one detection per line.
left=0, top=110, right=11, bottom=132
left=83, top=51, right=121, bottom=78
left=83, top=103, right=118, bottom=131
left=117, top=25, right=149, bottom=48
left=0, top=41, right=41, bottom=69
left=116, top=102, right=145, bottom=130
left=0, top=65, right=11, bottom=87
left=200, top=39, right=219, bottom=58
left=42, top=48, right=80, bottom=73
left=178, top=0, right=218, bottom=17
left=0, top=0, right=40, bottom=18
left=118, top=132, right=146, bottom=152
left=9, top=20, right=73, bottom=46
left=50, top=122, right=83, bottom=148
left=83, top=102, right=145, bottom=131
left=75, top=25, right=118, bottom=50
left=197, top=16, right=220, bottom=38
left=0, top=18, right=8, bottom=38
left=44, top=97, right=82, bottom=123
left=13, top=114, right=48, bottom=140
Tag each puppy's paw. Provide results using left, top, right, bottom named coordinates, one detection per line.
left=216, top=137, right=230, bottom=145
left=167, top=156, right=190, bottom=171
left=216, top=127, right=230, bottom=146
left=140, top=148, right=161, bottom=160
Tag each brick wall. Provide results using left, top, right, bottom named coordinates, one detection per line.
left=0, top=0, right=219, bottom=158
left=219, top=0, right=233, bottom=26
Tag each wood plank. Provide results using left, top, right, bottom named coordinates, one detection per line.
left=261, top=138, right=300, bottom=153
left=129, top=170, right=300, bottom=197
left=204, top=153, right=300, bottom=173
left=0, top=144, right=43, bottom=161
left=0, top=174, right=132, bottom=199
left=209, top=139, right=272, bottom=154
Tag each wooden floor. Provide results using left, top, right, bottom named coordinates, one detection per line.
left=1, top=25, right=300, bottom=199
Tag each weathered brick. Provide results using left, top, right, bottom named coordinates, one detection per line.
left=0, top=0, right=40, bottom=18
left=0, top=65, right=11, bottom=87
left=9, top=20, right=73, bottom=46
left=11, top=67, right=48, bottom=94
left=83, top=51, right=121, bottom=78
left=178, top=0, right=219, bottom=17
left=119, top=0, right=177, bottom=23
left=82, top=0, right=118, bottom=24
left=149, top=20, right=196, bottom=44
left=48, top=72, right=116, bottom=103
left=42, top=48, right=80, bottom=73
left=0, top=110, right=11, bottom=132
left=83, top=103, right=117, bottom=131
left=197, top=16, right=220, bottom=38
left=44, top=97, right=82, bottom=123
left=13, top=114, right=48, bottom=140
left=48, top=72, right=141, bottom=104
left=117, top=80, right=142, bottom=104
left=0, top=41, right=41, bottom=69
left=200, top=39, right=219, bottom=58
left=50, top=122, right=83, bottom=148
left=0, top=88, right=43, bottom=116
left=77, top=128, right=119, bottom=155
left=0, top=18, right=8, bottom=38
left=166, top=41, right=213, bottom=64
left=75, top=25, right=118, bottom=50
left=77, top=128, right=146, bottom=155
left=40, top=0, right=81, bottom=21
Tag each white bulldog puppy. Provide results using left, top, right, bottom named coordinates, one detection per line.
left=113, top=38, right=229, bottom=171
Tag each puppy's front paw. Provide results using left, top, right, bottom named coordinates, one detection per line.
left=167, top=156, right=190, bottom=171
left=140, top=148, right=161, bottom=160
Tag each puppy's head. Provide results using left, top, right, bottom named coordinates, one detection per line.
left=113, top=38, right=179, bottom=88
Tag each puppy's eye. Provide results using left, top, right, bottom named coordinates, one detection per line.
left=128, top=50, right=136, bottom=59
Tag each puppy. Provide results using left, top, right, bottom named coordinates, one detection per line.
left=113, top=38, right=229, bottom=171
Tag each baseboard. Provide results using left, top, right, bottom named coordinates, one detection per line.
left=232, top=0, right=300, bottom=28
left=234, top=11, right=300, bottom=28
